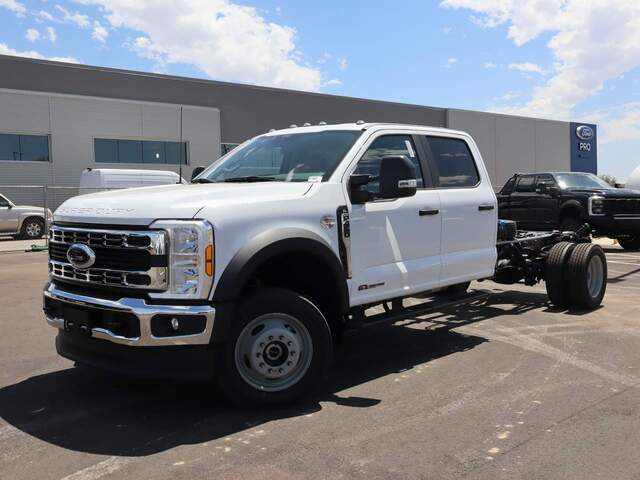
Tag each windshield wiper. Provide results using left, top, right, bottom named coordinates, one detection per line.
left=192, top=178, right=213, bottom=184
left=224, top=176, right=277, bottom=183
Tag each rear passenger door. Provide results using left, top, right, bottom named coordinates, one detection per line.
left=509, top=175, right=537, bottom=229
left=420, top=135, right=497, bottom=287
left=532, top=174, right=559, bottom=230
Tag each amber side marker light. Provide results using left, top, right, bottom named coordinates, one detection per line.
left=205, top=244, right=214, bottom=277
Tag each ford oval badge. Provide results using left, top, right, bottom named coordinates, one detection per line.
left=576, top=125, right=594, bottom=141
left=67, top=243, right=96, bottom=270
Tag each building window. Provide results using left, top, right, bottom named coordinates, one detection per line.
left=95, top=138, right=188, bottom=164
left=0, top=133, right=50, bottom=162
left=221, top=143, right=240, bottom=156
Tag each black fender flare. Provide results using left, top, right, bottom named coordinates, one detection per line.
left=559, top=199, right=585, bottom=219
left=210, top=228, right=349, bottom=343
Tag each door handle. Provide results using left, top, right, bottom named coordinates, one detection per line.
left=419, top=208, right=439, bottom=216
left=478, top=204, right=495, bottom=211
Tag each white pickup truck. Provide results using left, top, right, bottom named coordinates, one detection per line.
left=43, top=123, right=607, bottom=405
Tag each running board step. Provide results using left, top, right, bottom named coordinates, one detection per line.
left=346, top=290, right=491, bottom=330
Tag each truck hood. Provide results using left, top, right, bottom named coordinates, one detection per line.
left=565, top=187, right=640, bottom=198
left=54, top=182, right=314, bottom=226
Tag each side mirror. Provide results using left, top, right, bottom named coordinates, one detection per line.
left=536, top=183, right=549, bottom=194
left=191, top=166, right=206, bottom=182
left=349, top=174, right=371, bottom=204
left=378, top=155, right=417, bottom=199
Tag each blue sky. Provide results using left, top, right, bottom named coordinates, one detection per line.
left=1, top=0, right=640, bottom=180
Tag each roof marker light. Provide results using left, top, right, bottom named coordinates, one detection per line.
left=289, top=124, right=298, bottom=128
left=356, top=120, right=365, bottom=125
left=303, top=122, right=311, bottom=127
left=318, top=121, right=327, bottom=126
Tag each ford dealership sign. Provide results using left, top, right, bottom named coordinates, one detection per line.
left=576, top=125, right=594, bottom=140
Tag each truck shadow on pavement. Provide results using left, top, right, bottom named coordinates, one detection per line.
left=0, top=290, right=557, bottom=457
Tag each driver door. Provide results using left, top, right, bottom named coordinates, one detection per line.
left=348, top=133, right=442, bottom=306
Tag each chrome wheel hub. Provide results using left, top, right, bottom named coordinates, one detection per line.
left=235, top=313, right=312, bottom=392
left=26, top=222, right=41, bottom=237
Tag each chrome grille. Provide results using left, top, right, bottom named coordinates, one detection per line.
left=608, top=198, right=640, bottom=216
left=48, top=225, right=168, bottom=290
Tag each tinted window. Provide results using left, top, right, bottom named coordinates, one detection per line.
left=500, top=177, right=516, bottom=194
left=353, top=135, right=424, bottom=196
left=536, top=174, right=555, bottom=187
left=426, top=136, right=479, bottom=187
left=0, top=133, right=49, bottom=162
left=95, top=139, right=187, bottom=164
left=515, top=176, right=536, bottom=192
left=201, top=130, right=361, bottom=183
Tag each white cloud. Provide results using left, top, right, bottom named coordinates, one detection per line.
left=0, top=42, right=78, bottom=63
left=37, top=10, right=55, bottom=22
left=338, top=56, right=348, bottom=71
left=483, top=61, right=497, bottom=69
left=582, top=102, right=640, bottom=145
left=447, top=57, right=458, bottom=67
left=442, top=26, right=452, bottom=33
left=323, top=79, right=342, bottom=87
left=82, top=0, right=323, bottom=91
left=55, top=4, right=90, bottom=28
left=508, top=62, right=546, bottom=74
left=498, top=91, right=520, bottom=101
left=0, top=0, right=26, bottom=16
left=440, top=0, right=640, bottom=121
left=92, top=21, right=108, bottom=43
left=25, top=28, right=40, bottom=42
left=46, top=26, right=57, bottom=42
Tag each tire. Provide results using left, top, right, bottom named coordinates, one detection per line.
left=559, top=216, right=583, bottom=233
left=566, top=243, right=607, bottom=310
left=20, top=217, right=45, bottom=239
left=544, top=241, right=576, bottom=308
left=216, top=287, right=333, bottom=406
left=618, top=236, right=640, bottom=251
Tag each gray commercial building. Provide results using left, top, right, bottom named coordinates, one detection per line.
left=0, top=54, right=597, bottom=208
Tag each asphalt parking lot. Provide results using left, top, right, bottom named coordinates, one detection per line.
left=1, top=247, right=639, bottom=480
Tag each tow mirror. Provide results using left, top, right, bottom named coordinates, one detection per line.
left=378, top=155, right=417, bottom=199
left=349, top=174, right=371, bottom=204
left=536, top=183, right=549, bottom=194
left=191, top=166, right=206, bottom=182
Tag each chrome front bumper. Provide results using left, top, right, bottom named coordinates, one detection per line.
left=43, top=282, right=215, bottom=347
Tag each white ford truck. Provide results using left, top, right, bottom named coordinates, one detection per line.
left=43, top=123, right=607, bottom=405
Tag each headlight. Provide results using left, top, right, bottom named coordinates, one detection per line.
left=588, top=196, right=606, bottom=216
left=149, top=219, right=214, bottom=299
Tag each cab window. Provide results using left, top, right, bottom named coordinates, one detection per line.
left=424, top=136, right=480, bottom=188
left=353, top=135, right=424, bottom=196
left=0, top=195, right=9, bottom=207
left=515, top=176, right=536, bottom=192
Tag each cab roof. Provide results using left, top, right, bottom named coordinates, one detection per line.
left=261, top=122, right=470, bottom=138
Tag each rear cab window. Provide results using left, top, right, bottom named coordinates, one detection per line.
left=515, top=175, right=536, bottom=192
left=422, top=136, right=480, bottom=188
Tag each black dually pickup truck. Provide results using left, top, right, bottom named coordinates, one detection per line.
left=498, top=172, right=640, bottom=250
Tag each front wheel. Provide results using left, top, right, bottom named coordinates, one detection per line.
left=21, top=217, right=45, bottom=239
left=217, top=287, right=333, bottom=406
left=618, top=236, right=640, bottom=251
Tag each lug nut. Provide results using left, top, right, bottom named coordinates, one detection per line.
left=287, top=341, right=292, bottom=346
left=268, top=336, right=273, bottom=340
left=279, top=335, right=284, bottom=340
left=278, top=368, right=283, bottom=373
left=290, top=351, right=296, bottom=356
left=259, top=363, right=265, bottom=368
left=259, top=342, right=265, bottom=347
left=256, top=352, right=261, bottom=357
left=268, top=368, right=273, bottom=374
left=287, top=361, right=292, bottom=366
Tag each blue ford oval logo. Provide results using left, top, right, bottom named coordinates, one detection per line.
left=576, top=125, right=594, bottom=140
left=67, top=244, right=96, bottom=269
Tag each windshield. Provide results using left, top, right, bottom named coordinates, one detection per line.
left=555, top=173, right=612, bottom=190
left=197, top=130, right=362, bottom=183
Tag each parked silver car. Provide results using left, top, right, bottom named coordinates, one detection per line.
left=0, top=193, right=52, bottom=239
